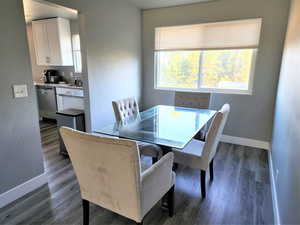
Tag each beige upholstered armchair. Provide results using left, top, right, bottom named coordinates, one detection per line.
left=173, top=104, right=230, bottom=198
left=60, top=127, right=175, bottom=225
left=112, top=98, right=162, bottom=163
left=175, top=92, right=211, bottom=141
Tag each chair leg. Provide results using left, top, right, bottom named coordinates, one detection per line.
left=201, top=170, right=206, bottom=199
left=152, top=157, right=158, bottom=164
left=82, top=199, right=89, bottom=225
left=167, top=185, right=175, bottom=217
left=209, top=159, right=214, bottom=182
left=172, top=163, right=178, bottom=171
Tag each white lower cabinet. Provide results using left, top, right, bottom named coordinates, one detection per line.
left=56, top=88, right=84, bottom=111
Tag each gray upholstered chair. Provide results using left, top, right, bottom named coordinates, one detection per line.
left=60, top=127, right=175, bottom=225
left=173, top=104, right=230, bottom=198
left=175, top=92, right=211, bottom=140
left=112, top=98, right=162, bottom=163
left=175, top=92, right=211, bottom=109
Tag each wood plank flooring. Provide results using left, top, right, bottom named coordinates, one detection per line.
left=0, top=121, right=274, bottom=225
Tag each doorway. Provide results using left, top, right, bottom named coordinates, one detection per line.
left=22, top=0, right=88, bottom=165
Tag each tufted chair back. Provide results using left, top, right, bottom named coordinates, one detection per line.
left=175, top=92, right=211, bottom=140
left=112, top=98, right=140, bottom=122
left=175, top=92, right=211, bottom=109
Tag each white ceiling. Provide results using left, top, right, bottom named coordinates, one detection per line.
left=127, top=0, right=215, bottom=9
left=23, top=0, right=216, bottom=23
left=23, top=0, right=77, bottom=23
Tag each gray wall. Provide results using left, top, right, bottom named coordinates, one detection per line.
left=0, top=0, right=44, bottom=194
left=47, top=0, right=142, bottom=132
left=271, top=0, right=300, bottom=223
left=142, top=0, right=290, bottom=142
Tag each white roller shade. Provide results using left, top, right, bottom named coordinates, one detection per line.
left=155, top=18, right=262, bottom=51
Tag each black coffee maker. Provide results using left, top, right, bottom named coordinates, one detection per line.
left=44, top=70, right=61, bottom=84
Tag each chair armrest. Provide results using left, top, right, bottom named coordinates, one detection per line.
left=140, top=152, right=175, bottom=217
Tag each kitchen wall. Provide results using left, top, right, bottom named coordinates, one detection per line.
left=142, top=0, right=290, bottom=142
left=0, top=0, right=44, bottom=194
left=27, top=19, right=81, bottom=83
left=271, top=0, right=300, bottom=223
left=46, top=0, right=142, bottom=132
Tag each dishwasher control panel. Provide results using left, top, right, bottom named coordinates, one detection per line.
left=56, top=88, right=84, bottom=97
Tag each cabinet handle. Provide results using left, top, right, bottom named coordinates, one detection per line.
left=46, top=57, right=51, bottom=63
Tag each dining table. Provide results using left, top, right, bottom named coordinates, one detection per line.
left=95, top=105, right=217, bottom=154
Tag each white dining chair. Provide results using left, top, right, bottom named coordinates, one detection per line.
left=60, top=127, right=176, bottom=225
left=175, top=92, right=211, bottom=140
left=112, top=98, right=163, bottom=163
left=173, top=104, right=230, bottom=198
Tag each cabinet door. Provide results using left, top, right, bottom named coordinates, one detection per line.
left=32, top=22, right=50, bottom=65
left=45, top=20, right=62, bottom=66
left=60, top=96, right=84, bottom=111
left=57, top=18, right=73, bottom=66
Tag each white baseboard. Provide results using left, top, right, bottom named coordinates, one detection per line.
left=268, top=152, right=281, bottom=225
left=221, top=135, right=270, bottom=150
left=0, top=173, right=48, bottom=209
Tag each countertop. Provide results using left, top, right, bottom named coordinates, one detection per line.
left=34, top=82, right=83, bottom=90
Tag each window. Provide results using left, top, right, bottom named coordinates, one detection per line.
left=154, top=19, right=262, bottom=94
left=72, top=34, right=82, bottom=73
left=156, top=49, right=256, bottom=92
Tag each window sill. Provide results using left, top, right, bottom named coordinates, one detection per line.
left=154, top=86, right=253, bottom=95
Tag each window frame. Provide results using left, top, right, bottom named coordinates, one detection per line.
left=154, top=49, right=258, bottom=95
left=72, top=34, right=82, bottom=74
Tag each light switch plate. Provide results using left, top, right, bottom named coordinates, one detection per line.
left=13, top=84, right=28, bottom=98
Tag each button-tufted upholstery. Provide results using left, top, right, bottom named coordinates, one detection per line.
left=175, top=92, right=211, bottom=140
left=60, top=127, right=175, bottom=223
left=112, top=98, right=140, bottom=122
left=175, top=92, right=211, bottom=109
left=112, top=98, right=162, bottom=159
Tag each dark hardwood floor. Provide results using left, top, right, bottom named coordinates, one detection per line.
left=0, top=121, right=274, bottom=225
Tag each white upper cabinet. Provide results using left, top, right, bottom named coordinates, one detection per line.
left=32, top=21, right=49, bottom=65
left=32, top=18, right=73, bottom=66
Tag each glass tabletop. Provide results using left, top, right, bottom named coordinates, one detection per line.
left=95, top=105, right=217, bottom=149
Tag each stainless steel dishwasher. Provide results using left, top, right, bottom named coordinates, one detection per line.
left=36, top=85, right=57, bottom=120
